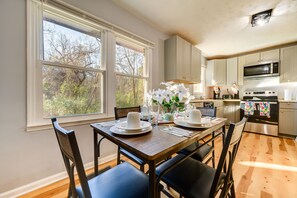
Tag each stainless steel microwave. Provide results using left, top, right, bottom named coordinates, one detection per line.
left=243, top=61, right=279, bottom=78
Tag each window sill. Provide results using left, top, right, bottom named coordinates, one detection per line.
left=26, top=116, right=115, bottom=132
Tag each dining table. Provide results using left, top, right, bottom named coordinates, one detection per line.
left=90, top=117, right=227, bottom=198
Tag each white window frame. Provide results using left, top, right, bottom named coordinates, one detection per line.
left=114, top=37, right=151, bottom=107
left=27, top=0, right=154, bottom=131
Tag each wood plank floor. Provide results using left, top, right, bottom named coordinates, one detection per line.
left=19, top=132, right=297, bottom=198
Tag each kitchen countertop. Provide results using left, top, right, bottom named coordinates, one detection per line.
left=278, top=100, right=297, bottom=103
left=190, top=99, right=241, bottom=102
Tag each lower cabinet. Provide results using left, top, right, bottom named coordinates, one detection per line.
left=223, top=102, right=240, bottom=124
left=213, top=100, right=224, bottom=118
left=279, top=105, right=297, bottom=136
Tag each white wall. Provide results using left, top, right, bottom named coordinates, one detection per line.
left=0, top=0, right=167, bottom=193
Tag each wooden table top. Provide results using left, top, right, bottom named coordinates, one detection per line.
left=91, top=118, right=226, bottom=162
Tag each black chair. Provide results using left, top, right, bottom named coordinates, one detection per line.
left=114, top=106, right=146, bottom=171
left=178, top=107, right=217, bottom=167
left=156, top=117, right=247, bottom=198
left=51, top=118, right=150, bottom=198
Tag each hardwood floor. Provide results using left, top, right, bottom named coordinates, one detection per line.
left=19, top=132, right=297, bottom=198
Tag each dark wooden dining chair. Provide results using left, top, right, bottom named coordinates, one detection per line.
left=178, top=107, right=217, bottom=167
left=114, top=106, right=146, bottom=172
left=156, top=117, right=247, bottom=198
left=51, top=118, right=150, bottom=198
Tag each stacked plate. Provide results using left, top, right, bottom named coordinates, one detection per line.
left=174, top=117, right=212, bottom=129
left=110, top=121, right=152, bottom=135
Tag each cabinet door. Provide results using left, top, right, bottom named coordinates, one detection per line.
left=237, top=56, right=244, bottom=85
left=206, top=60, right=214, bottom=85
left=279, top=109, right=297, bottom=136
left=261, top=49, right=279, bottom=61
left=227, top=57, right=238, bottom=85
left=280, top=45, right=297, bottom=83
left=182, top=39, right=191, bottom=81
left=217, top=106, right=224, bottom=118
left=191, top=46, right=201, bottom=83
left=244, top=53, right=260, bottom=65
left=213, top=59, right=227, bottom=85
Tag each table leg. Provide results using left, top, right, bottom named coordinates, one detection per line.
left=93, top=129, right=99, bottom=176
left=148, top=160, right=157, bottom=198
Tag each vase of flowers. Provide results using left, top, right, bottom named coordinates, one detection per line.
left=147, top=82, right=194, bottom=121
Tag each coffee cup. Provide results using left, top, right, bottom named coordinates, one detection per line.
left=189, top=109, right=202, bottom=123
left=127, top=112, right=141, bottom=129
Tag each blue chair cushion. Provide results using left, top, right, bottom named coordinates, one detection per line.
left=156, top=154, right=225, bottom=198
left=76, top=162, right=149, bottom=198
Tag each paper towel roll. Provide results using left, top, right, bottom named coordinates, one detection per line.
left=284, top=89, right=291, bottom=101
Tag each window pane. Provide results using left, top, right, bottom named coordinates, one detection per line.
left=116, top=76, right=145, bottom=107
left=115, top=43, right=145, bottom=76
left=43, top=65, right=102, bottom=117
left=43, top=19, right=102, bottom=69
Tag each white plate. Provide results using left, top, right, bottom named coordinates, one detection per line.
left=115, top=121, right=151, bottom=131
left=110, top=126, right=152, bottom=135
left=186, top=118, right=211, bottom=125
left=174, top=118, right=213, bottom=129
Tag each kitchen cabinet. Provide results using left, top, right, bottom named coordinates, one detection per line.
left=191, top=46, right=201, bottom=82
left=279, top=102, right=297, bottom=136
left=165, top=35, right=201, bottom=83
left=244, top=49, right=280, bottom=65
left=206, top=59, right=226, bottom=86
left=213, top=100, right=224, bottom=118
left=237, top=49, right=280, bottom=85
left=280, top=45, right=297, bottom=83
left=223, top=101, right=240, bottom=124
left=226, top=57, right=238, bottom=85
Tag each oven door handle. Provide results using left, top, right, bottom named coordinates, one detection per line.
left=240, top=101, right=278, bottom=104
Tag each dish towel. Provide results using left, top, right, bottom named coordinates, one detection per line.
left=259, top=102, right=270, bottom=116
left=244, top=101, right=255, bottom=115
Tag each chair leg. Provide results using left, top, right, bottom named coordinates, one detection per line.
left=211, top=131, right=216, bottom=168
left=117, top=146, right=121, bottom=165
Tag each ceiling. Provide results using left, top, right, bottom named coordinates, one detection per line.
left=113, top=0, right=297, bottom=58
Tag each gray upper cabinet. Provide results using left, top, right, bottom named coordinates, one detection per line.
left=206, top=59, right=227, bottom=86
left=165, top=35, right=201, bottom=83
left=244, top=49, right=280, bottom=65
left=227, top=57, right=238, bottom=85
left=280, top=45, right=297, bottom=83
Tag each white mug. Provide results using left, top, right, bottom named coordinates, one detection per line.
left=189, top=109, right=202, bottom=123
left=127, top=112, right=141, bottom=129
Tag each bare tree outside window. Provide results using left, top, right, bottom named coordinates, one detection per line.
left=42, top=19, right=103, bottom=117
left=115, top=43, right=146, bottom=107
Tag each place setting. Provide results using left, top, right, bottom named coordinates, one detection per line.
left=110, top=112, right=152, bottom=136
left=174, top=109, right=213, bottom=129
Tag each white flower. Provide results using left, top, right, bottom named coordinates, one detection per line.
left=154, top=89, right=165, bottom=104
left=163, top=89, right=174, bottom=103
left=173, top=84, right=188, bottom=101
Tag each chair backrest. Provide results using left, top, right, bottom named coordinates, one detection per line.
left=210, top=117, right=247, bottom=197
left=51, top=118, right=91, bottom=198
left=197, top=107, right=217, bottom=117
left=114, top=106, right=141, bottom=120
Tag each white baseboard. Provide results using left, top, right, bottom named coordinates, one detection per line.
left=0, top=154, right=117, bottom=198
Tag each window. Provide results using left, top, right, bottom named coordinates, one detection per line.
left=193, top=66, right=206, bottom=97
left=42, top=18, right=103, bottom=118
left=115, top=38, right=149, bottom=107
left=27, top=0, right=153, bottom=130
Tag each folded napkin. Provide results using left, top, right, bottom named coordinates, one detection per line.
left=161, top=126, right=193, bottom=137
left=97, top=121, right=117, bottom=127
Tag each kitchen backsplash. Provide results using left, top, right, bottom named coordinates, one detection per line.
left=240, top=76, right=297, bottom=100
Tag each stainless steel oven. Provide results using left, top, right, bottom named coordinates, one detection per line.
left=240, top=91, right=279, bottom=136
